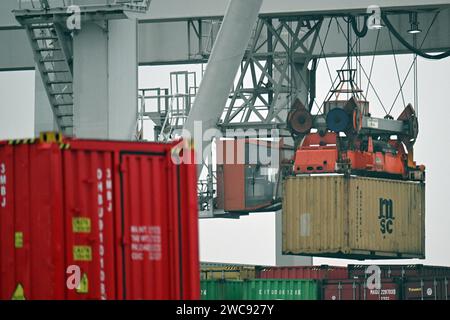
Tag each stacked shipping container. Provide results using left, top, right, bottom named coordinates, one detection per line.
left=0, top=136, right=199, bottom=300
left=200, top=265, right=450, bottom=300
left=348, top=264, right=450, bottom=279
left=243, top=279, right=320, bottom=300
left=348, top=264, right=450, bottom=301
left=200, top=279, right=320, bottom=300
left=200, top=266, right=257, bottom=280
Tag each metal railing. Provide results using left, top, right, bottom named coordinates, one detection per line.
left=18, top=0, right=151, bottom=11
left=117, top=0, right=151, bottom=12
left=18, top=0, right=68, bottom=9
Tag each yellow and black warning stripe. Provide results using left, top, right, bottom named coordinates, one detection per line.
left=8, top=138, right=36, bottom=145
left=7, top=132, right=70, bottom=150
left=40, top=132, right=71, bottom=150
left=59, top=143, right=71, bottom=150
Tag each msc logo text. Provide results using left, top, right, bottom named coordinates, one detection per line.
left=379, top=198, right=395, bottom=234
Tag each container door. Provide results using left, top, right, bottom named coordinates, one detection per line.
left=403, top=279, right=439, bottom=300
left=322, top=281, right=359, bottom=300
left=27, top=144, right=65, bottom=300
left=0, top=143, right=65, bottom=300
left=63, top=149, right=116, bottom=300
left=0, top=145, right=15, bottom=300
left=120, top=153, right=178, bottom=299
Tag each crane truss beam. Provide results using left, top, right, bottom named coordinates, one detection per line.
left=1, top=8, right=449, bottom=71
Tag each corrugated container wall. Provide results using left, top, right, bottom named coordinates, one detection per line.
left=0, top=137, right=199, bottom=300
left=402, top=277, right=449, bottom=300
left=283, top=175, right=425, bottom=260
left=201, top=266, right=257, bottom=280
left=243, top=279, right=319, bottom=300
left=348, top=264, right=450, bottom=279
left=200, top=280, right=244, bottom=300
left=321, top=279, right=401, bottom=300
left=258, top=266, right=347, bottom=280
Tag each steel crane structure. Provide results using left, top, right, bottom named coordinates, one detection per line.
left=182, top=0, right=449, bottom=219
left=1, top=1, right=449, bottom=139
left=11, top=0, right=152, bottom=139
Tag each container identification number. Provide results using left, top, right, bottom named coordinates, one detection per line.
left=97, top=168, right=113, bottom=300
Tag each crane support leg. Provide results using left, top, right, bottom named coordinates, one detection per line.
left=73, top=19, right=138, bottom=140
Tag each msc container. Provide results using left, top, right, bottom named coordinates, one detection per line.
left=348, top=264, right=450, bottom=279
left=283, top=175, right=425, bottom=260
left=402, top=277, right=449, bottom=300
left=243, top=279, right=319, bottom=300
left=322, top=279, right=400, bottom=300
left=200, top=280, right=244, bottom=300
left=258, top=265, right=347, bottom=280
left=0, top=135, right=199, bottom=300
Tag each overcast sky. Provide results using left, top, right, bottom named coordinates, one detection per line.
left=1, top=54, right=449, bottom=267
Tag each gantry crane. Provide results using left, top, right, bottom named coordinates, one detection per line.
left=182, top=0, right=449, bottom=219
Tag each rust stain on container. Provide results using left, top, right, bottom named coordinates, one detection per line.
left=283, top=175, right=425, bottom=260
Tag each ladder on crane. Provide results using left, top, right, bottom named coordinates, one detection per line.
left=159, top=96, right=188, bottom=141
left=14, top=1, right=75, bottom=135
left=26, top=22, right=74, bottom=135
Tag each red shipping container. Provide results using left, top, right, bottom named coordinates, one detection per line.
left=258, top=265, right=348, bottom=280
left=0, top=135, right=199, bottom=300
left=322, top=279, right=400, bottom=300
left=402, top=277, right=449, bottom=300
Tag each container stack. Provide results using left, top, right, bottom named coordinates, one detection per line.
left=200, top=264, right=450, bottom=300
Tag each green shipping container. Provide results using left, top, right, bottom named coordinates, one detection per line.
left=201, top=280, right=244, bottom=300
left=243, top=279, right=320, bottom=300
